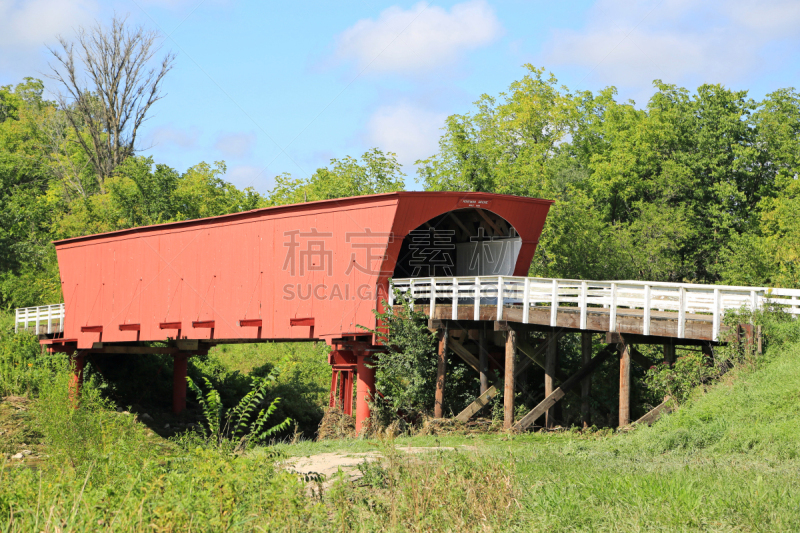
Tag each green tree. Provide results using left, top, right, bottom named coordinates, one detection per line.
left=267, top=148, right=405, bottom=206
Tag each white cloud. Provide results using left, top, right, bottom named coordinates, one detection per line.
left=335, top=0, right=503, bottom=74
left=365, top=102, right=447, bottom=168
left=152, top=125, right=199, bottom=149
left=214, top=132, right=256, bottom=159
left=0, top=0, right=98, bottom=74
left=542, top=0, right=800, bottom=91
left=0, top=0, right=97, bottom=48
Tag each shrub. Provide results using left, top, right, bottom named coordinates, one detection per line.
left=187, top=371, right=291, bottom=452
left=363, top=292, right=438, bottom=426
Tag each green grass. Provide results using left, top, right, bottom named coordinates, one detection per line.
left=2, top=312, right=800, bottom=531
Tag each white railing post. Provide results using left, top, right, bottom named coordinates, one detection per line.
left=410, top=279, right=415, bottom=311
left=497, top=276, right=504, bottom=320
left=15, top=307, right=19, bottom=334
left=643, top=284, right=651, bottom=336
left=712, top=288, right=721, bottom=341
left=580, top=281, right=588, bottom=330
left=609, top=283, right=617, bottom=332
left=47, top=306, right=52, bottom=334
left=474, top=277, right=480, bottom=321
left=429, top=278, right=436, bottom=318
left=750, top=290, right=758, bottom=313
left=678, top=287, right=686, bottom=338
left=452, top=277, right=458, bottom=320
left=550, top=279, right=558, bottom=327
left=389, top=281, right=395, bottom=307
left=523, top=277, right=531, bottom=324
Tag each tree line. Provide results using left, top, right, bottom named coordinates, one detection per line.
left=2, top=18, right=798, bottom=311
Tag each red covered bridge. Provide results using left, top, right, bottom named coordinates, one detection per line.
left=26, top=190, right=796, bottom=433
left=40, top=192, right=553, bottom=432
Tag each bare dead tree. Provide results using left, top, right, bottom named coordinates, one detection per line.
left=48, top=15, right=175, bottom=192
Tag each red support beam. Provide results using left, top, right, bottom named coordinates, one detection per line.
left=329, top=370, right=339, bottom=408
left=343, top=371, right=354, bottom=415
left=355, top=352, right=375, bottom=434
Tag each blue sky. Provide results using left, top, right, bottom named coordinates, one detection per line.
left=2, top=0, right=800, bottom=193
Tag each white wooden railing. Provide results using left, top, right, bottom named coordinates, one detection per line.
left=14, top=304, right=65, bottom=335
left=390, top=277, right=800, bottom=341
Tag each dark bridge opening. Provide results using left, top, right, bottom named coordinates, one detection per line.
left=392, top=208, right=522, bottom=279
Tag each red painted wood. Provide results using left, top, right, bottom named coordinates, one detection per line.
left=80, top=326, right=103, bottom=333
left=52, top=192, right=553, bottom=348
left=119, top=324, right=140, bottom=331
left=239, top=319, right=262, bottom=327
left=159, top=322, right=182, bottom=330
left=289, top=318, right=315, bottom=326
left=355, top=353, right=375, bottom=434
left=192, top=321, right=215, bottom=329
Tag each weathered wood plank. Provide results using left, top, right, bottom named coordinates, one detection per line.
left=619, top=340, right=631, bottom=427
left=447, top=338, right=480, bottom=372
left=634, top=398, right=673, bottom=425
left=479, top=328, right=489, bottom=395
left=504, top=329, right=516, bottom=429
left=434, top=328, right=447, bottom=419
left=454, top=343, right=535, bottom=423
left=455, top=385, right=498, bottom=422
left=427, top=304, right=718, bottom=342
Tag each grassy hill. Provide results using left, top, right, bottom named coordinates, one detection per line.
left=1, top=313, right=799, bottom=531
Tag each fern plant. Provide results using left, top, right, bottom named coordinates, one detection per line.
left=187, top=370, right=292, bottom=452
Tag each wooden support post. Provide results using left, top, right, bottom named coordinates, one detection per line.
left=513, top=346, right=616, bottom=432
left=581, top=332, right=592, bottom=428
left=701, top=342, right=713, bottom=359
left=434, top=327, right=448, bottom=418
left=545, top=330, right=558, bottom=428
left=479, top=327, right=489, bottom=396
left=664, top=342, right=675, bottom=365
left=504, top=328, right=517, bottom=429
left=757, top=325, right=762, bottom=355
left=172, top=352, right=189, bottom=414
left=69, top=352, right=86, bottom=406
left=456, top=338, right=541, bottom=423
left=619, top=340, right=631, bottom=427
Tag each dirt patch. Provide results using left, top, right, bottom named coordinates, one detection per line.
left=284, top=445, right=477, bottom=493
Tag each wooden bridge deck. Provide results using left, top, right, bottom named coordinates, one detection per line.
left=426, top=304, right=718, bottom=341
left=391, top=275, right=800, bottom=342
